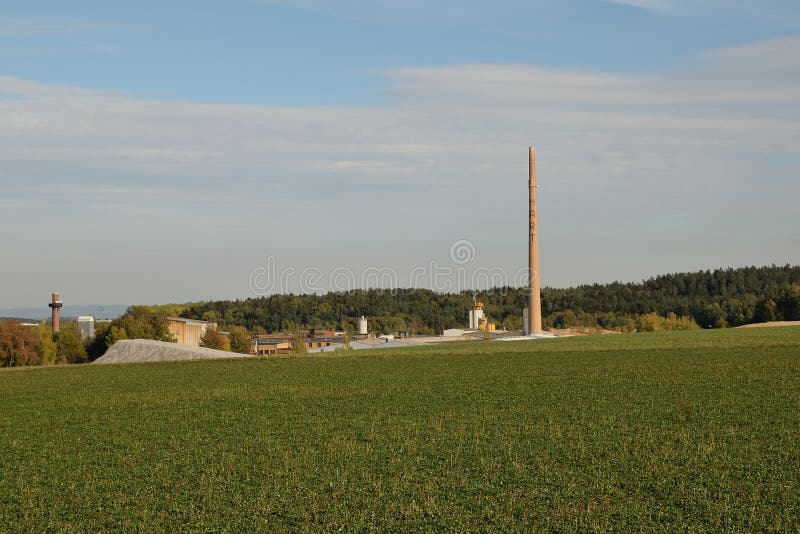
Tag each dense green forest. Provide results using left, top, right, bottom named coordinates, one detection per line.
left=179, top=265, right=800, bottom=334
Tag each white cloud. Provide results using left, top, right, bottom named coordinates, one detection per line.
left=701, top=35, right=800, bottom=72
left=0, top=17, right=117, bottom=38
left=0, top=17, right=121, bottom=56
left=250, top=0, right=799, bottom=26
left=247, top=0, right=537, bottom=25
left=604, top=0, right=754, bottom=14
left=0, top=36, right=798, bottom=306
left=604, top=0, right=682, bottom=13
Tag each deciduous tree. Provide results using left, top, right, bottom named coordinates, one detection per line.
left=200, top=327, right=230, bottom=351
left=55, top=328, right=87, bottom=364
left=0, top=321, right=41, bottom=367
left=227, top=326, right=252, bottom=354
left=35, top=322, right=58, bottom=365
left=293, top=332, right=307, bottom=354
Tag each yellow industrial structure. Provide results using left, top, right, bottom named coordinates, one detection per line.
left=469, top=301, right=495, bottom=332
left=167, top=317, right=217, bottom=347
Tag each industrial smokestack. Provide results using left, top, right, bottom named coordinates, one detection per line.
left=49, top=292, right=63, bottom=334
left=528, top=147, right=542, bottom=334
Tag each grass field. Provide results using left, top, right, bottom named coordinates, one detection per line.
left=1, top=328, right=799, bottom=531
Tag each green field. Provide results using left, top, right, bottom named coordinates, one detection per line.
left=2, top=328, right=799, bottom=531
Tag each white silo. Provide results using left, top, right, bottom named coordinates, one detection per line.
left=357, top=316, right=368, bottom=335
left=469, top=302, right=485, bottom=330
left=77, top=316, right=95, bottom=340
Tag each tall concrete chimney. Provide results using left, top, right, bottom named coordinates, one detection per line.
left=49, top=292, right=63, bottom=334
left=528, top=147, right=542, bottom=334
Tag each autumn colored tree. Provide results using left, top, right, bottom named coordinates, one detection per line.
left=227, top=326, right=252, bottom=354
left=35, top=322, right=58, bottom=365
left=0, top=321, right=41, bottom=367
left=55, top=327, right=88, bottom=364
left=636, top=313, right=664, bottom=332
left=113, top=306, right=174, bottom=342
left=663, top=312, right=699, bottom=331
left=88, top=306, right=174, bottom=360
left=200, top=327, right=230, bottom=351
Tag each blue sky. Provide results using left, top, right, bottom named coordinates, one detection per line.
left=1, top=0, right=799, bottom=309
left=3, top=0, right=797, bottom=104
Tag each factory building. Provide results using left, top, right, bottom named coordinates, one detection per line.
left=252, top=334, right=293, bottom=355
left=468, top=302, right=485, bottom=330
left=253, top=341, right=292, bottom=355
left=251, top=332, right=345, bottom=354
left=168, top=317, right=217, bottom=347
left=306, top=336, right=340, bottom=350
left=77, top=316, right=96, bottom=340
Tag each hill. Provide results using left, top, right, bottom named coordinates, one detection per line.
left=0, top=304, right=128, bottom=321
left=178, top=264, right=800, bottom=333
left=0, top=317, right=38, bottom=323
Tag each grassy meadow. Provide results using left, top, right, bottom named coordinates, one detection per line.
left=1, top=327, right=799, bottom=530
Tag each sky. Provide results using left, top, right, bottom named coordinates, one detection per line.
left=1, top=0, right=799, bottom=310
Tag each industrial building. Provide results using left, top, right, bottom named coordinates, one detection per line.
left=305, top=336, right=341, bottom=350
left=252, top=334, right=294, bottom=355
left=468, top=301, right=496, bottom=332
left=168, top=317, right=217, bottom=347
left=308, top=336, right=412, bottom=353
left=251, top=332, right=345, bottom=354
left=253, top=340, right=292, bottom=356
left=77, top=316, right=96, bottom=340
left=468, top=301, right=484, bottom=330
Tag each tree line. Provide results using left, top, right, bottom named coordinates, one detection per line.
left=2, top=264, right=798, bottom=366
left=179, top=265, right=800, bottom=334
left=0, top=320, right=87, bottom=367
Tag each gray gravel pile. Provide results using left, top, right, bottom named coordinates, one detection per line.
left=92, top=339, right=249, bottom=364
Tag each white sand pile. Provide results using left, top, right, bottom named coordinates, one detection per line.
left=92, top=339, right=250, bottom=364
left=736, top=321, right=800, bottom=328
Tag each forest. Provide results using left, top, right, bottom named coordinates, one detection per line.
left=178, top=265, right=800, bottom=334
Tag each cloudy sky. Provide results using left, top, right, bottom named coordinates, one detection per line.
left=1, top=0, right=798, bottom=309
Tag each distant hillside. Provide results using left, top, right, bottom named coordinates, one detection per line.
left=0, top=305, right=129, bottom=321
left=0, top=317, right=38, bottom=324
left=179, top=265, right=800, bottom=334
